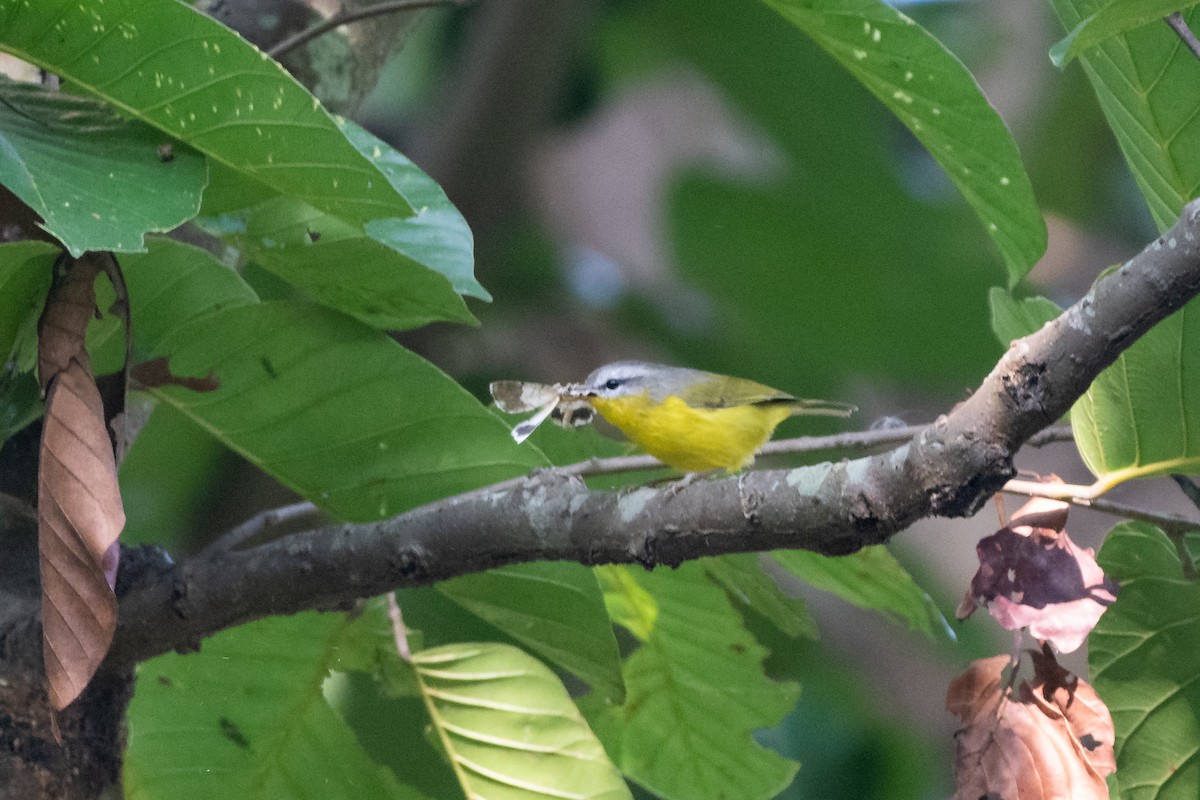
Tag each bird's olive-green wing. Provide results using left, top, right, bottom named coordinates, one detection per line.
left=675, top=371, right=795, bottom=408
left=675, top=370, right=855, bottom=417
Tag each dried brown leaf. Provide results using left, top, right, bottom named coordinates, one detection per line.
left=37, top=254, right=100, bottom=388
left=130, top=355, right=219, bottom=393
left=37, top=255, right=126, bottom=709
left=947, top=651, right=1115, bottom=800
left=958, top=494, right=1118, bottom=652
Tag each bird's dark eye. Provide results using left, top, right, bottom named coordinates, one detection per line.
left=604, top=378, right=622, bottom=391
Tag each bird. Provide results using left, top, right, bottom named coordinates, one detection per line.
left=572, top=360, right=854, bottom=472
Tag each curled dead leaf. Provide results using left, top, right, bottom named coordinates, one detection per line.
left=37, top=254, right=100, bottom=389
left=958, top=494, right=1118, bottom=653
left=37, top=254, right=126, bottom=709
left=947, top=648, right=1115, bottom=800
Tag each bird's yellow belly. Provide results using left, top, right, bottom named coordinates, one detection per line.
left=588, top=394, right=791, bottom=472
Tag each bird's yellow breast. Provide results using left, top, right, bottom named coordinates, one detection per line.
left=588, top=393, right=793, bottom=472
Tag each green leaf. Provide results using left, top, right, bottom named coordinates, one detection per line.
left=761, top=0, right=1046, bottom=284
left=149, top=300, right=546, bottom=520
left=125, top=612, right=428, bottom=800
left=594, top=564, right=658, bottom=642
left=198, top=120, right=485, bottom=330
left=1047, top=0, right=1200, bottom=495
left=341, top=120, right=489, bottom=303
left=0, top=0, right=413, bottom=225
left=583, top=563, right=799, bottom=800
left=88, top=237, right=259, bottom=372
left=1090, top=522, right=1200, bottom=799
left=0, top=1, right=485, bottom=331
left=437, top=562, right=625, bottom=702
left=704, top=554, right=819, bottom=640
left=1051, top=0, right=1200, bottom=67
left=117, top=401, right=227, bottom=549
left=0, top=240, right=55, bottom=362
left=987, top=288, right=1063, bottom=346
left=0, top=79, right=206, bottom=256
left=413, top=642, right=631, bottom=800
left=202, top=197, right=475, bottom=330
left=1071, top=300, right=1200, bottom=492
left=89, top=242, right=531, bottom=520
left=1047, top=1, right=1200, bottom=229
left=772, top=546, right=950, bottom=638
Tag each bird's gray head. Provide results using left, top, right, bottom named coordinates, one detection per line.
left=581, top=361, right=702, bottom=401
left=582, top=361, right=659, bottom=398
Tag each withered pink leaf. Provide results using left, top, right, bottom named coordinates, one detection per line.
left=947, top=650, right=1115, bottom=800
left=37, top=254, right=126, bottom=710
left=958, top=495, right=1118, bottom=653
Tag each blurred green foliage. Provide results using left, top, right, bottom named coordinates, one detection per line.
left=0, top=0, right=1189, bottom=798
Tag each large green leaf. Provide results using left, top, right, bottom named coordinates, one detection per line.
left=199, top=120, right=482, bottom=330
left=149, top=300, right=546, bottom=520
left=0, top=0, right=412, bottom=225
left=0, top=79, right=206, bottom=256
left=772, top=546, right=950, bottom=638
left=584, top=563, right=799, bottom=800
left=203, top=196, right=474, bottom=330
left=761, top=0, right=1045, bottom=284
left=1071, top=300, right=1200, bottom=491
left=1048, top=1, right=1200, bottom=229
left=1048, top=0, right=1200, bottom=494
left=88, top=237, right=259, bottom=372
left=1090, top=522, right=1200, bottom=799
left=412, top=642, right=631, bottom=800
left=89, top=241, right=529, bottom=520
left=342, top=120, right=488, bottom=303
left=0, top=1, right=486, bottom=329
left=1052, top=0, right=1200, bottom=67
left=125, top=612, right=428, bottom=800
left=437, top=562, right=625, bottom=702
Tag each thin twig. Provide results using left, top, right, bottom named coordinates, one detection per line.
left=1163, top=528, right=1199, bottom=579
left=1171, top=473, right=1200, bottom=511
left=1001, top=481, right=1200, bottom=534
left=542, top=423, right=1073, bottom=482
left=1166, top=13, right=1200, bottom=62
left=267, top=0, right=471, bottom=59
left=1024, top=424, right=1075, bottom=447
left=210, top=424, right=1076, bottom=551
left=200, top=500, right=323, bottom=555
left=386, top=592, right=412, bottom=662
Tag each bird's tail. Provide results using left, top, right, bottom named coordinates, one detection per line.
left=773, top=398, right=856, bottom=417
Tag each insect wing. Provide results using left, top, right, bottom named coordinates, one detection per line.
left=511, top=399, right=560, bottom=443
left=490, top=380, right=560, bottom=413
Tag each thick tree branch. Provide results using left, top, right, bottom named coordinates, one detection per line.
left=111, top=200, right=1200, bottom=667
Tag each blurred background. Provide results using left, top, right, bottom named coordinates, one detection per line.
left=117, top=0, right=1193, bottom=796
